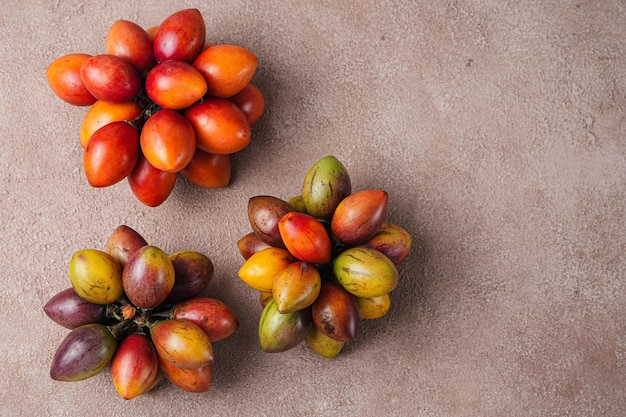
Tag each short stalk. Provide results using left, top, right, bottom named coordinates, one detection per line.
left=109, top=319, right=138, bottom=341
left=105, top=304, right=124, bottom=322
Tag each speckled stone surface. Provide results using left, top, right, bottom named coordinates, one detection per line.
left=1, top=1, right=625, bottom=416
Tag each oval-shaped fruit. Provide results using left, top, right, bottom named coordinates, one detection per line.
left=360, top=223, right=412, bottom=265
left=236, top=232, right=272, bottom=260
left=331, top=189, right=388, bottom=245
left=145, top=60, right=207, bottom=110
left=50, top=323, right=117, bottom=381
left=272, top=262, right=321, bottom=313
left=173, top=297, right=239, bottom=342
left=333, top=247, right=398, bottom=298
left=164, top=251, right=214, bottom=304
left=151, top=319, right=213, bottom=369
left=43, top=288, right=106, bottom=329
left=237, top=247, right=295, bottom=293
left=122, top=246, right=175, bottom=309
left=140, top=109, right=196, bottom=172
left=105, top=19, right=155, bottom=74
left=355, top=294, right=391, bottom=319
left=105, top=225, right=148, bottom=268
left=278, top=212, right=331, bottom=265
left=228, top=83, right=265, bottom=125
left=69, top=249, right=123, bottom=305
left=305, top=324, right=345, bottom=358
left=184, top=98, right=251, bottom=154
left=111, top=333, right=159, bottom=400
left=248, top=196, right=293, bottom=247
left=79, top=100, right=143, bottom=148
left=312, top=281, right=359, bottom=343
left=153, top=8, right=205, bottom=63
left=80, top=54, right=141, bottom=103
left=159, top=356, right=212, bottom=393
left=84, top=121, right=139, bottom=187
left=301, top=155, right=351, bottom=220
left=128, top=153, right=178, bottom=207
left=46, top=53, right=96, bottom=106
left=193, top=44, right=258, bottom=98
left=179, top=149, right=231, bottom=188
left=258, top=299, right=312, bottom=353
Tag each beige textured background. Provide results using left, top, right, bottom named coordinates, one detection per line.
left=1, top=1, right=625, bottom=416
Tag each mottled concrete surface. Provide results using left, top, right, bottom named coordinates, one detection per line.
left=1, top=1, right=625, bottom=416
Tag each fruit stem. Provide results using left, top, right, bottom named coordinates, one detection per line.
left=133, top=308, right=153, bottom=329
left=149, top=303, right=175, bottom=319
left=106, top=304, right=124, bottom=321
left=109, top=319, right=138, bottom=341
left=129, top=90, right=162, bottom=130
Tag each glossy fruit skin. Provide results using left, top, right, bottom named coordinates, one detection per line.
left=153, top=9, right=205, bottom=63
left=128, top=153, right=178, bottom=207
left=193, top=44, right=258, bottom=98
left=46, top=53, right=96, bottom=106
left=305, top=324, right=344, bottom=358
left=111, top=333, right=159, bottom=400
left=247, top=196, right=293, bottom=247
left=79, top=100, right=143, bottom=148
left=235, top=155, right=411, bottom=358
left=164, top=251, right=214, bottom=304
left=184, top=98, right=251, bottom=154
left=46, top=223, right=239, bottom=394
left=43, top=288, right=106, bottom=329
left=140, top=109, right=196, bottom=172
left=278, top=212, right=332, bottom=265
left=333, top=247, right=398, bottom=298
left=302, top=155, right=351, bottom=220
left=79, top=54, right=141, bottom=103
left=158, top=356, right=212, bottom=393
left=258, top=299, right=312, bottom=353
left=356, top=294, right=391, bottom=319
left=105, top=225, right=148, bottom=268
left=50, top=323, right=117, bottom=381
left=236, top=232, right=272, bottom=260
left=228, top=83, right=265, bottom=125
left=173, top=297, right=239, bottom=342
left=151, top=319, right=214, bottom=369
left=46, top=9, right=263, bottom=208
left=359, top=223, right=412, bottom=265
left=238, top=247, right=295, bottom=293
left=69, top=249, right=123, bottom=305
left=145, top=60, right=207, bottom=110
left=122, top=246, right=175, bottom=309
left=84, top=121, right=139, bottom=187
left=105, top=20, right=155, bottom=74
left=179, top=149, right=231, bottom=188
left=331, top=189, right=388, bottom=245
left=272, top=261, right=321, bottom=313
left=312, top=281, right=359, bottom=343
